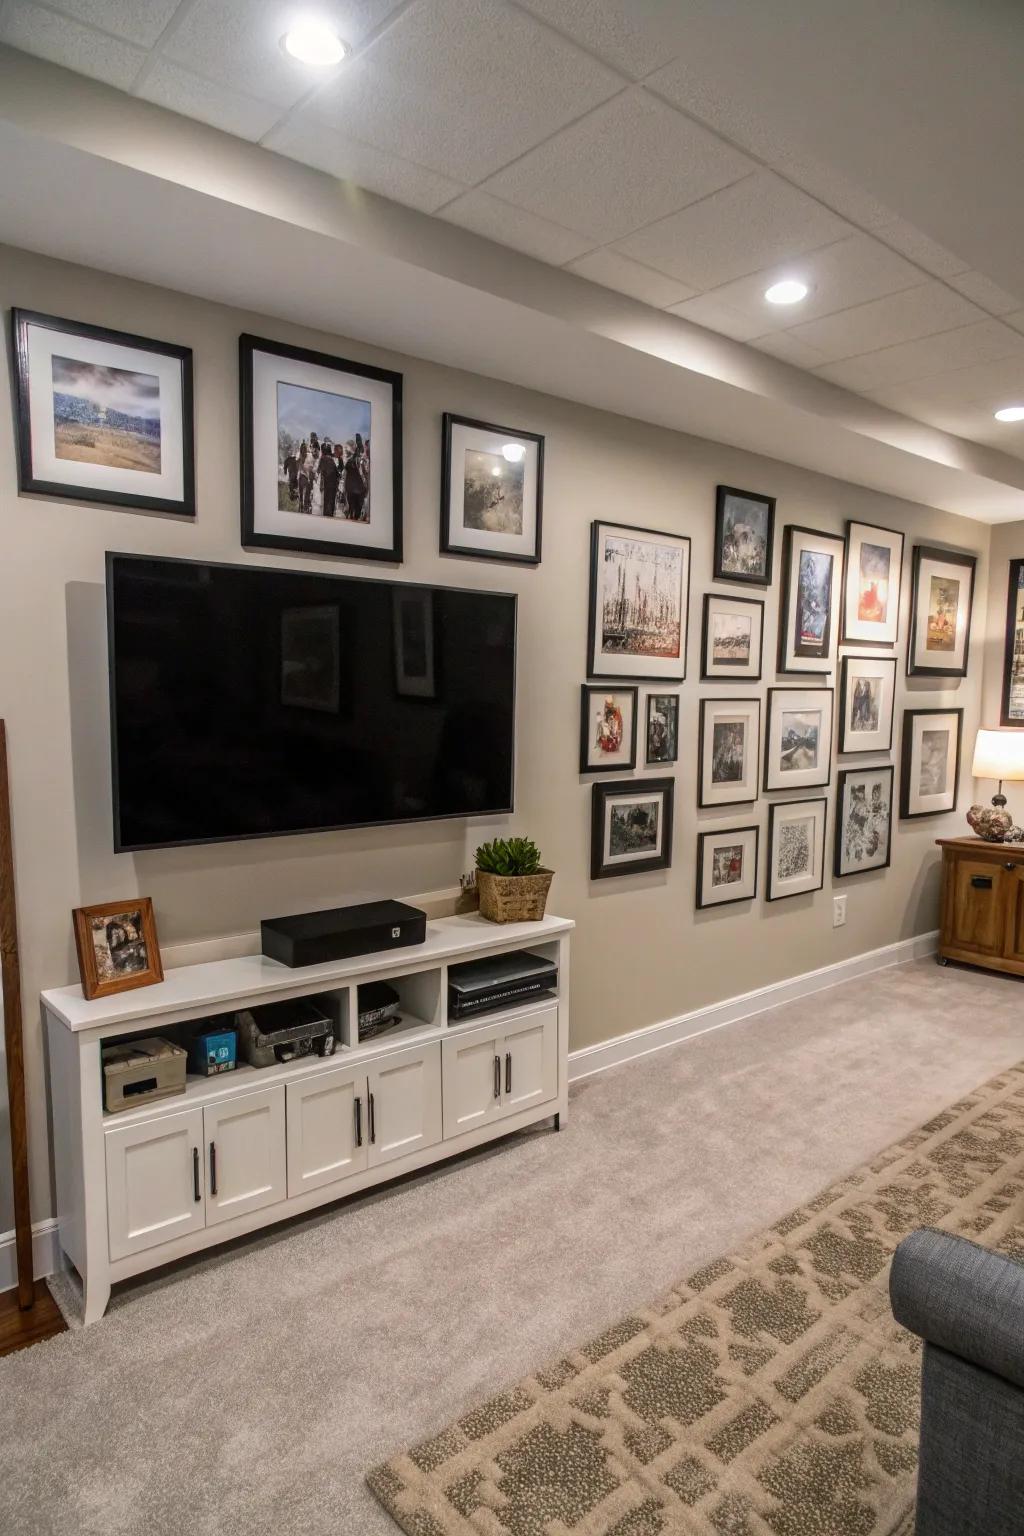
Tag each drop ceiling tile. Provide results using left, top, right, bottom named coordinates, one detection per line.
left=44, top=0, right=180, bottom=47
left=865, top=359, right=1024, bottom=455
left=665, top=293, right=766, bottom=343
left=1006, top=311, right=1024, bottom=336
left=311, top=0, right=622, bottom=184
left=644, top=57, right=797, bottom=162
left=438, top=190, right=593, bottom=263
left=814, top=320, right=1024, bottom=393
left=750, top=331, right=828, bottom=369
left=564, top=248, right=696, bottom=308
left=770, top=156, right=896, bottom=231
left=873, top=217, right=970, bottom=278
left=786, top=282, right=985, bottom=364
left=0, top=0, right=146, bottom=88
left=946, top=271, right=1021, bottom=317
left=613, top=171, right=852, bottom=291
left=513, top=0, right=677, bottom=78
left=267, top=116, right=465, bottom=212
left=138, top=58, right=283, bottom=140
left=481, top=87, right=753, bottom=244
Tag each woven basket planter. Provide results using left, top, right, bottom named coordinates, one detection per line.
left=476, top=869, right=553, bottom=924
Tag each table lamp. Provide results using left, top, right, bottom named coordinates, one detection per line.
left=968, top=728, right=1024, bottom=840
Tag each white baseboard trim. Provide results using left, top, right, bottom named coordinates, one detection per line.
left=569, top=930, right=939, bottom=1084
left=0, top=1217, right=61, bottom=1293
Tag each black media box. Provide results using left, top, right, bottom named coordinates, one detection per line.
left=261, top=900, right=427, bottom=968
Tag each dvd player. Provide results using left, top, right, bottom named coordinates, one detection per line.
left=448, top=949, right=557, bottom=1021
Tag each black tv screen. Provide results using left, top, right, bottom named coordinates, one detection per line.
left=107, top=554, right=516, bottom=851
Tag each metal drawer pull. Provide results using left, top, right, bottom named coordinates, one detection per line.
left=1006, top=862, right=1017, bottom=872
left=369, top=1092, right=376, bottom=1144
left=494, top=1054, right=501, bottom=1100
left=209, top=1140, right=217, bottom=1197
left=355, top=1096, right=362, bottom=1147
left=971, top=875, right=994, bottom=889
left=505, top=1051, right=512, bottom=1094
left=192, top=1146, right=201, bottom=1203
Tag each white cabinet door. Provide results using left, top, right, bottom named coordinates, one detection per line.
left=204, top=1086, right=286, bottom=1227
left=367, top=1043, right=441, bottom=1169
left=442, top=1025, right=503, bottom=1139
left=499, top=1006, right=558, bottom=1119
left=105, top=1107, right=206, bottom=1262
left=286, top=1062, right=368, bottom=1198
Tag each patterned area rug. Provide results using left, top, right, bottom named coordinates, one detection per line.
left=368, top=1062, right=1024, bottom=1536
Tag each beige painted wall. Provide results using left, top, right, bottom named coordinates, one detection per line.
left=0, top=244, right=992, bottom=1228
left=979, top=520, right=1024, bottom=823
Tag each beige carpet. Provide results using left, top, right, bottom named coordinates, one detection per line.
left=369, top=1061, right=1024, bottom=1536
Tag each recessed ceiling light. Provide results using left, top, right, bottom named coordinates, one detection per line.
left=764, top=279, right=809, bottom=306
left=501, top=443, right=526, bottom=463
left=282, top=21, right=348, bottom=67
left=994, top=405, right=1024, bottom=422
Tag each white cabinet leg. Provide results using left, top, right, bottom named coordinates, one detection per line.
left=83, top=1275, right=111, bottom=1326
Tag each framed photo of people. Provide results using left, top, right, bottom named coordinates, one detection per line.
left=587, top=521, right=690, bottom=681
left=900, top=708, right=963, bottom=819
left=700, top=594, right=764, bottom=681
left=240, top=333, right=402, bottom=562
left=766, top=798, right=827, bottom=902
left=579, top=686, right=638, bottom=773
left=713, top=485, right=775, bottom=586
left=440, top=414, right=543, bottom=564
left=764, top=687, right=834, bottom=792
left=72, top=897, right=163, bottom=1001
left=838, top=655, right=897, bottom=755
left=907, top=544, right=976, bottom=677
left=591, top=777, right=674, bottom=880
left=696, top=824, right=759, bottom=909
left=1001, top=558, right=1024, bottom=725
left=645, top=693, right=679, bottom=766
left=841, top=521, right=904, bottom=647
left=834, top=765, right=894, bottom=878
left=698, top=697, right=760, bottom=807
left=778, top=525, right=845, bottom=673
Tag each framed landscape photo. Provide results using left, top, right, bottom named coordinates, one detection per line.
left=838, top=655, right=897, bottom=755
left=778, top=525, right=845, bottom=674
left=73, top=897, right=163, bottom=1001
left=714, top=485, right=775, bottom=586
left=907, top=544, right=976, bottom=677
left=766, top=798, right=827, bottom=902
left=440, top=414, right=543, bottom=564
left=696, top=824, right=759, bottom=909
left=588, top=521, right=690, bottom=681
left=700, top=593, right=764, bottom=681
left=764, top=687, right=834, bottom=791
left=12, top=308, right=194, bottom=517
left=645, top=693, right=679, bottom=766
left=698, top=697, right=761, bottom=807
left=900, top=708, right=963, bottom=818
left=591, top=777, right=674, bottom=880
left=240, top=333, right=402, bottom=562
left=580, top=686, right=638, bottom=773
left=1001, top=558, right=1024, bottom=725
left=834, top=765, right=894, bottom=878
left=842, top=521, right=904, bottom=647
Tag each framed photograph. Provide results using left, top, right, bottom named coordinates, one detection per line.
left=12, top=308, right=194, bottom=517
left=696, top=824, right=759, bottom=909
left=842, top=521, right=904, bottom=647
left=587, top=521, right=690, bottom=681
left=392, top=589, right=436, bottom=699
left=834, top=765, right=894, bottom=878
left=591, top=777, right=674, bottom=880
left=440, top=414, right=543, bottom=564
left=838, top=655, right=897, bottom=755
left=900, top=708, right=963, bottom=818
left=698, top=697, right=761, bottom=807
left=280, top=606, right=341, bottom=713
left=1000, top=558, right=1024, bottom=725
left=766, top=798, right=827, bottom=901
left=240, top=333, right=402, bottom=562
left=700, top=593, right=764, bottom=681
left=907, top=544, right=976, bottom=677
left=714, top=485, right=775, bottom=586
left=645, top=693, right=679, bottom=765
left=72, top=897, right=163, bottom=1001
left=580, top=686, right=638, bottom=773
left=778, top=525, right=846, bottom=674
left=764, top=687, right=834, bottom=791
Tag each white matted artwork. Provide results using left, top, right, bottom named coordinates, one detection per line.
left=838, top=655, right=897, bottom=755
left=441, top=414, right=543, bottom=564
left=588, top=521, right=690, bottom=681
left=842, top=522, right=904, bottom=647
left=696, top=824, right=759, bottom=909
left=778, top=525, right=846, bottom=674
left=900, top=708, right=962, bottom=818
left=834, top=765, right=894, bottom=877
left=590, top=777, right=674, bottom=879
left=766, top=798, right=827, bottom=901
left=701, top=593, right=764, bottom=681
left=698, top=697, right=761, bottom=807
left=764, top=687, right=834, bottom=791
left=907, top=545, right=976, bottom=677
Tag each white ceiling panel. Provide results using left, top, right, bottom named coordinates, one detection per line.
left=41, top=0, right=181, bottom=48
left=311, top=0, right=622, bottom=184
left=770, top=155, right=895, bottom=231
left=0, top=0, right=146, bottom=88
left=438, top=189, right=593, bottom=263
left=564, top=248, right=695, bottom=308
left=481, top=87, right=752, bottom=244
left=644, top=55, right=797, bottom=162
left=513, top=0, right=676, bottom=78
left=1007, top=311, right=1024, bottom=336
left=946, top=270, right=1021, bottom=317
left=873, top=216, right=970, bottom=278
left=267, top=115, right=465, bottom=213
left=139, top=57, right=281, bottom=140
left=784, top=282, right=985, bottom=364
left=750, top=331, right=828, bottom=369
left=815, top=320, right=1024, bottom=393
left=665, top=293, right=766, bottom=343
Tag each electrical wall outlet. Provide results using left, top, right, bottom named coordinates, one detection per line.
left=833, top=894, right=848, bottom=928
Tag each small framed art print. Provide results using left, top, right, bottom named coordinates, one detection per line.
left=778, top=525, right=846, bottom=674
left=1001, top=558, right=1024, bottom=725
left=698, top=697, right=761, bottom=807
left=700, top=593, right=764, bottom=681
left=900, top=708, right=963, bottom=818
left=907, top=544, right=976, bottom=677
left=591, top=777, right=674, bottom=880
left=645, top=693, right=679, bottom=765
left=838, top=655, right=897, bottom=755
left=588, top=521, right=690, bottom=681
left=73, top=897, right=163, bottom=1001
left=580, top=686, right=638, bottom=773
left=766, top=798, right=827, bottom=901
left=764, top=687, right=834, bottom=791
left=714, top=485, right=775, bottom=586
left=696, top=824, right=759, bottom=909
left=12, top=308, right=194, bottom=517
left=834, top=765, right=894, bottom=878
left=441, top=413, right=543, bottom=564
left=842, top=521, right=904, bottom=647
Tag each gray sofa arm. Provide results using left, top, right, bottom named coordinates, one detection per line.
left=890, top=1228, right=1024, bottom=1390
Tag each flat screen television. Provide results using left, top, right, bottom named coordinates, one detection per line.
left=107, top=553, right=517, bottom=851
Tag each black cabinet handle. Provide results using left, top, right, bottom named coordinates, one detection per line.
left=209, top=1141, right=217, bottom=1198
left=369, top=1091, right=376, bottom=1145
left=505, top=1051, right=512, bottom=1094
left=192, top=1146, right=201, bottom=1203
left=493, top=1054, right=501, bottom=1100
left=971, top=875, right=994, bottom=889
left=355, top=1095, right=362, bottom=1147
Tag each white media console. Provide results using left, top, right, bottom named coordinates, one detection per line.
left=43, top=912, right=572, bottom=1324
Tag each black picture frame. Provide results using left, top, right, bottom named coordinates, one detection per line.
left=239, top=333, right=403, bottom=562
left=777, top=524, right=846, bottom=674
left=587, top=520, right=691, bottom=682
left=440, top=412, right=544, bottom=565
left=700, top=593, right=764, bottom=681
left=645, top=692, right=679, bottom=765
left=590, top=776, right=674, bottom=880
left=906, top=544, right=976, bottom=678
left=579, top=685, right=638, bottom=774
left=11, top=307, right=195, bottom=518
left=837, top=655, right=897, bottom=755
left=765, top=798, right=828, bottom=902
left=695, top=825, right=760, bottom=909
left=713, top=484, right=775, bottom=587
left=698, top=696, right=761, bottom=807
left=763, top=686, right=834, bottom=792
left=834, top=764, right=895, bottom=878
left=841, top=519, right=904, bottom=648
left=1000, top=558, right=1024, bottom=726
left=899, top=707, right=963, bottom=819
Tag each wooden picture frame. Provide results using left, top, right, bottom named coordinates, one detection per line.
left=841, top=521, right=904, bottom=647
left=778, top=524, right=846, bottom=674
left=698, top=697, right=761, bottom=807
left=440, top=413, right=543, bottom=565
left=700, top=593, right=764, bottom=681
left=696, top=824, right=759, bottom=909
left=580, top=685, right=638, bottom=774
left=590, top=777, right=674, bottom=880
left=713, top=485, right=775, bottom=586
left=587, top=520, right=691, bottom=681
left=900, top=708, right=963, bottom=819
left=906, top=544, right=976, bottom=678
left=1000, top=558, right=1024, bottom=725
left=838, top=655, right=897, bottom=755
left=73, top=898, right=163, bottom=1001
left=766, top=798, right=828, bottom=902
left=834, top=766, right=894, bottom=878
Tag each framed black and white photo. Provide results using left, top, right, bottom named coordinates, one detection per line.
left=714, top=485, right=775, bottom=586
left=778, top=525, right=846, bottom=674
left=12, top=308, right=194, bottom=517
left=696, top=824, right=759, bottom=909
left=392, top=588, right=436, bottom=699
left=842, top=521, right=904, bottom=647
left=764, top=687, right=834, bottom=791
left=838, top=655, right=897, bottom=755
left=700, top=593, right=764, bottom=681
left=591, top=777, right=674, bottom=880
left=645, top=693, right=679, bottom=765
left=834, top=765, right=894, bottom=877
left=907, top=545, right=976, bottom=677
left=900, top=708, right=963, bottom=818
left=440, top=413, right=543, bottom=564
left=1000, top=558, right=1024, bottom=725
left=766, top=798, right=827, bottom=901
left=588, top=521, right=690, bottom=681
left=240, top=334, right=402, bottom=562
left=698, top=697, right=761, bottom=807
left=580, top=686, right=638, bottom=773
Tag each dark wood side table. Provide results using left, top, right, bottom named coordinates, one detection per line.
left=936, top=837, right=1024, bottom=976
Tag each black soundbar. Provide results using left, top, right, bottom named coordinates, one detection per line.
left=261, top=900, right=427, bottom=968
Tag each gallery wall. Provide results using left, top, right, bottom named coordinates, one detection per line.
left=0, top=242, right=992, bottom=1230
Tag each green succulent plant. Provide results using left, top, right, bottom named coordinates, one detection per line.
left=475, top=836, right=543, bottom=877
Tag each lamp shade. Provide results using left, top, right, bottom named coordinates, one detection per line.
left=972, top=728, right=1024, bottom=781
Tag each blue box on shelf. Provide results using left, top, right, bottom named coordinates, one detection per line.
left=188, top=1026, right=237, bottom=1076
